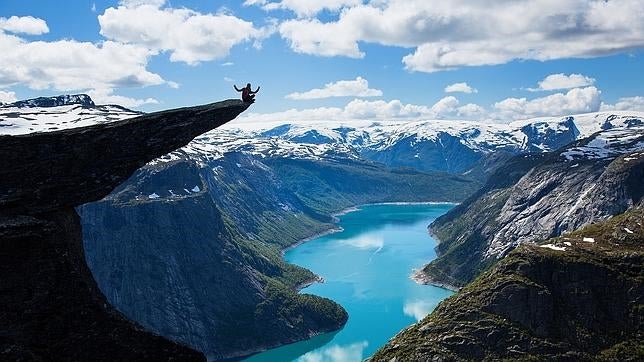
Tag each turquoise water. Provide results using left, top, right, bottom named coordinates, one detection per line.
left=244, top=203, right=454, bottom=362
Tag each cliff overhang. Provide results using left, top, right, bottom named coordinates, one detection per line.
left=0, top=99, right=250, bottom=361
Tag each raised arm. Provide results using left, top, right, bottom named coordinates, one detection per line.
left=233, top=85, right=242, bottom=92
left=253, top=86, right=260, bottom=94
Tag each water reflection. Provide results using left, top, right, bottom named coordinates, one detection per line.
left=244, top=204, right=454, bottom=362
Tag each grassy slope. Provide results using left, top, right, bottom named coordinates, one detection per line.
left=372, top=208, right=644, bottom=361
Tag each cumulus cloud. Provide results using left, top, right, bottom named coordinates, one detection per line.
left=0, top=16, right=49, bottom=35
left=280, top=18, right=364, bottom=58
left=241, top=96, right=486, bottom=123
left=265, top=0, right=644, bottom=72
left=246, top=0, right=362, bottom=17
left=99, top=1, right=272, bottom=65
left=0, top=89, right=17, bottom=103
left=87, top=88, right=159, bottom=108
left=286, top=77, right=382, bottom=100
left=600, top=96, right=644, bottom=112
left=493, top=86, right=601, bottom=121
left=528, top=73, right=596, bottom=91
left=0, top=30, right=167, bottom=91
left=444, top=82, right=477, bottom=94
left=457, top=103, right=486, bottom=118
left=431, top=96, right=459, bottom=115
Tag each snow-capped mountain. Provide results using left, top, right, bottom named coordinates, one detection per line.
left=421, top=124, right=644, bottom=288
left=162, top=111, right=644, bottom=174
left=3, top=94, right=643, bottom=175
left=0, top=94, right=141, bottom=135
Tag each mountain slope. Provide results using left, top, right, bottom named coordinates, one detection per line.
left=372, top=208, right=644, bottom=361
left=0, top=95, right=249, bottom=361
left=416, top=126, right=644, bottom=288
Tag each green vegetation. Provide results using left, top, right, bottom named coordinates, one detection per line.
left=205, top=156, right=479, bottom=355
left=372, top=208, right=644, bottom=361
left=267, top=158, right=480, bottom=215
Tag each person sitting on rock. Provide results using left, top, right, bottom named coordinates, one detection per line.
left=234, top=83, right=260, bottom=103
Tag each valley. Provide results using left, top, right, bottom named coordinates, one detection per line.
left=2, top=95, right=642, bottom=361
left=245, top=204, right=455, bottom=361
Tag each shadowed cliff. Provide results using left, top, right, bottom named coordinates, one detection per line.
left=0, top=99, right=250, bottom=361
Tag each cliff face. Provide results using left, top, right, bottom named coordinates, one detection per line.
left=79, top=155, right=349, bottom=360
left=0, top=97, right=249, bottom=361
left=78, top=150, right=476, bottom=359
left=418, top=127, right=644, bottom=287
left=372, top=208, right=643, bottom=361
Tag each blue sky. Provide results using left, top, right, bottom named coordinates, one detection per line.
left=0, top=0, right=643, bottom=122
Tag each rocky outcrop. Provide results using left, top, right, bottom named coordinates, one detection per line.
left=1, top=99, right=249, bottom=215
left=0, top=98, right=250, bottom=361
left=372, top=208, right=643, bottom=361
left=417, top=127, right=644, bottom=288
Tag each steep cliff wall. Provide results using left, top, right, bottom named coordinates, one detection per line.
left=0, top=98, right=249, bottom=361
left=418, top=127, right=644, bottom=287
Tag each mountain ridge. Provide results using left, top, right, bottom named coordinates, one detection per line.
left=416, top=126, right=644, bottom=289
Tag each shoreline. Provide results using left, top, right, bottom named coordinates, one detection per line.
left=280, top=226, right=344, bottom=256
left=410, top=268, right=461, bottom=292
left=284, top=201, right=460, bottom=293
left=410, top=227, right=460, bottom=291
left=246, top=201, right=458, bottom=361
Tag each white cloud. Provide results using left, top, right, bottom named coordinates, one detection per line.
left=99, top=2, right=272, bottom=65
left=0, top=16, right=49, bottom=35
left=0, top=90, right=17, bottom=103
left=299, top=341, right=368, bottom=362
left=600, top=96, right=644, bottom=112
left=248, top=0, right=363, bottom=17
left=286, top=77, right=382, bottom=100
left=457, top=103, right=486, bottom=118
left=268, top=0, right=644, bottom=72
left=444, top=82, right=477, bottom=94
left=241, top=96, right=486, bottom=123
left=431, top=96, right=459, bottom=116
left=0, top=30, right=167, bottom=91
left=221, top=62, right=234, bottom=66
left=279, top=18, right=364, bottom=58
left=529, top=73, right=595, bottom=91
left=87, top=88, right=159, bottom=108
left=493, top=86, right=601, bottom=121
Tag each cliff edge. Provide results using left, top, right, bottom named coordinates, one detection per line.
left=0, top=98, right=250, bottom=361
